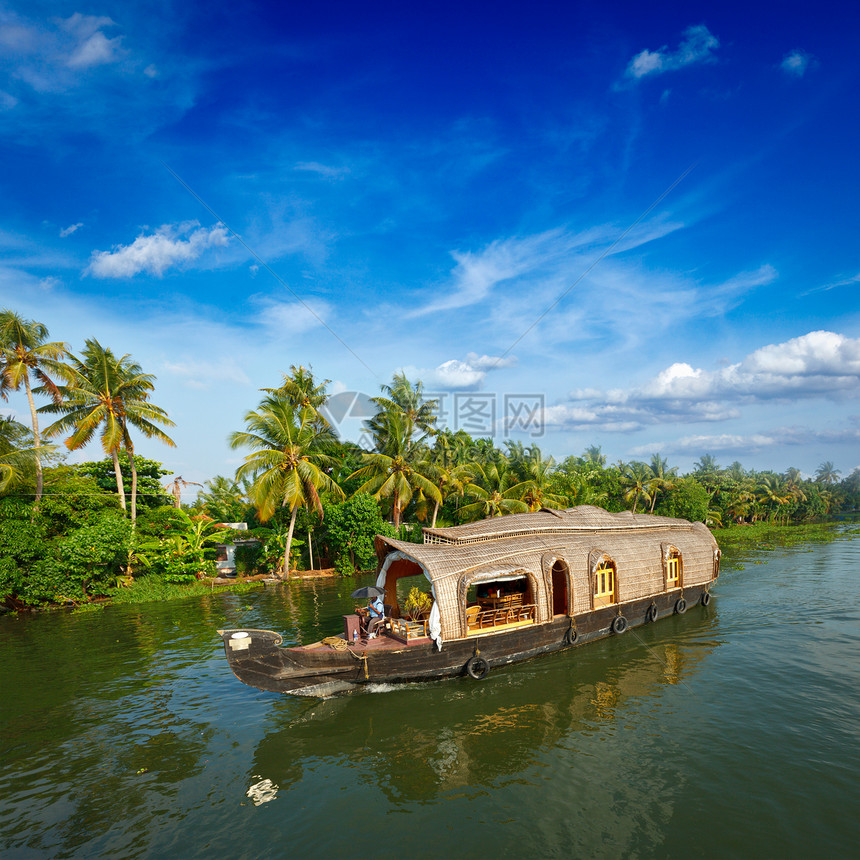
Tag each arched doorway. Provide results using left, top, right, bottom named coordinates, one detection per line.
left=551, top=560, right=569, bottom=616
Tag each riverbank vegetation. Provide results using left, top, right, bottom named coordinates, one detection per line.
left=2, top=309, right=858, bottom=610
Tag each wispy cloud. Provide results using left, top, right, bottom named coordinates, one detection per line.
left=780, top=50, right=813, bottom=78
left=545, top=331, right=860, bottom=433
left=294, top=161, right=351, bottom=180
left=162, top=358, right=252, bottom=390
left=60, top=13, right=125, bottom=69
left=0, top=11, right=127, bottom=93
left=87, top=222, right=229, bottom=278
left=625, top=25, right=719, bottom=81
left=804, top=272, right=860, bottom=295
left=255, top=298, right=332, bottom=337
left=59, top=222, right=83, bottom=237
left=629, top=422, right=860, bottom=457
left=408, top=221, right=684, bottom=319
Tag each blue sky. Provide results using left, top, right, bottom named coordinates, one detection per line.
left=2, top=0, right=858, bottom=494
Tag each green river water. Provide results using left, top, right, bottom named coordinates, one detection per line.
left=1, top=528, right=858, bottom=859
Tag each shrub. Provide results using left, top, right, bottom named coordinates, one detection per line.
left=322, top=493, right=396, bottom=576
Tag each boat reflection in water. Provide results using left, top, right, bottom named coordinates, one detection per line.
left=247, top=608, right=719, bottom=814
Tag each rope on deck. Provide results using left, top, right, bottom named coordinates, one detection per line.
left=322, top=636, right=369, bottom=679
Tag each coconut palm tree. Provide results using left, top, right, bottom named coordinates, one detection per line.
left=459, top=459, right=531, bottom=520
left=40, top=339, right=175, bottom=521
left=263, top=365, right=331, bottom=428
left=621, top=461, right=652, bottom=513
left=647, top=453, right=678, bottom=513
left=229, top=397, right=344, bottom=575
left=0, top=310, right=68, bottom=503
left=582, top=445, right=607, bottom=467
left=757, top=474, right=792, bottom=522
left=815, top=461, right=841, bottom=485
left=693, top=454, right=721, bottom=475
left=0, top=415, right=54, bottom=493
left=349, top=410, right=441, bottom=529
left=366, top=372, right=438, bottom=450
left=196, top=475, right=251, bottom=522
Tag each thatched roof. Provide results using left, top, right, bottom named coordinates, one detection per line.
left=420, top=505, right=694, bottom=546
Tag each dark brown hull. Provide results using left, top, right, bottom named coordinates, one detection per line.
left=218, top=585, right=712, bottom=697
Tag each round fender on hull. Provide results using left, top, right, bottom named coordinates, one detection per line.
left=465, top=656, right=490, bottom=680
left=565, top=627, right=578, bottom=646
left=674, top=597, right=688, bottom=615
left=611, top=615, right=628, bottom=635
left=645, top=603, right=658, bottom=624
left=701, top=591, right=712, bottom=606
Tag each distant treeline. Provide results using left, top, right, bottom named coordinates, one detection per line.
left=2, top=310, right=857, bottom=609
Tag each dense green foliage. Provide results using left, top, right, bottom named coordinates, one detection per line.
left=2, top=314, right=858, bottom=610
left=321, top=493, right=396, bottom=575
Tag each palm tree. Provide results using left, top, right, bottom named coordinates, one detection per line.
left=459, top=459, right=531, bottom=520
left=196, top=475, right=250, bottom=522
left=647, top=453, right=678, bottom=514
left=263, top=365, right=331, bottom=428
left=757, top=474, right=792, bottom=522
left=40, top=339, right=175, bottom=521
left=0, top=415, right=54, bottom=493
left=693, top=454, right=721, bottom=475
left=815, top=461, right=841, bottom=485
left=349, top=410, right=441, bottom=529
left=366, top=372, right=438, bottom=450
left=622, top=461, right=652, bottom=513
left=164, top=475, right=203, bottom=509
left=229, top=397, right=344, bottom=575
left=0, top=310, right=68, bottom=503
left=516, top=445, right=567, bottom=511
left=582, top=445, right=607, bottom=467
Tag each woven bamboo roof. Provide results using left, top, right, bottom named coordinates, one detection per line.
left=420, top=505, right=693, bottom=546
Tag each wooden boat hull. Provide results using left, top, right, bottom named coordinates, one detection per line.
left=218, top=584, right=712, bottom=697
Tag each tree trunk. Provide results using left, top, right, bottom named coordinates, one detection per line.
left=23, top=374, right=44, bottom=505
left=431, top=499, right=440, bottom=528
left=649, top=489, right=658, bottom=514
left=128, top=442, right=138, bottom=524
left=111, top=448, right=127, bottom=512
left=283, top=506, right=298, bottom=579
left=393, top=491, right=401, bottom=529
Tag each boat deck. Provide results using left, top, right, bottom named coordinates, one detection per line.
left=295, top=633, right=431, bottom=652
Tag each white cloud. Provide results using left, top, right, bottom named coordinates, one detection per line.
left=256, top=298, right=332, bottom=336
left=626, top=25, right=719, bottom=80
left=143, top=64, right=158, bottom=78
left=67, top=30, right=124, bottom=69
left=781, top=50, right=812, bottom=78
left=401, top=351, right=519, bottom=392
left=0, top=90, right=17, bottom=109
left=162, top=358, right=252, bottom=390
left=87, top=222, right=229, bottom=277
left=548, top=331, right=860, bottom=432
left=59, top=222, right=83, bottom=237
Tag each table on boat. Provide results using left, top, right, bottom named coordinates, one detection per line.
left=477, top=594, right=526, bottom=610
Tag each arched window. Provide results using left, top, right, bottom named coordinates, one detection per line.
left=662, top=544, right=683, bottom=590
left=592, top=558, right=617, bottom=608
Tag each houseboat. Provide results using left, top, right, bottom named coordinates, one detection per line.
left=217, top=505, right=720, bottom=697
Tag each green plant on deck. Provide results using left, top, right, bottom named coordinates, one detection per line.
left=403, top=586, right=432, bottom=621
